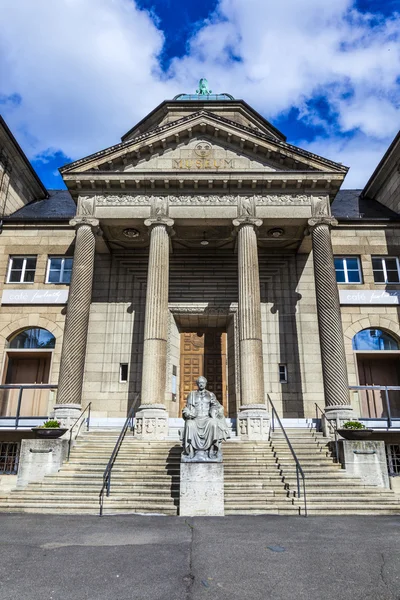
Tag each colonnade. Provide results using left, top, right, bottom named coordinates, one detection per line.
left=55, top=215, right=352, bottom=436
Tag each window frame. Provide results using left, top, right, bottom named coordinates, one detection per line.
left=279, top=364, right=288, bottom=384
left=45, top=256, right=73, bottom=285
left=6, top=255, right=37, bottom=284
left=334, top=256, right=363, bottom=284
left=371, top=256, right=400, bottom=285
left=119, top=363, right=128, bottom=383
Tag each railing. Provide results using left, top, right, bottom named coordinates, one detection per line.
left=99, top=395, right=139, bottom=517
left=0, top=384, right=58, bottom=429
left=67, top=402, right=92, bottom=461
left=267, top=396, right=307, bottom=517
left=315, top=403, right=340, bottom=464
left=349, top=385, right=400, bottom=429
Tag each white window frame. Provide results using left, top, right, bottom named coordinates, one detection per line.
left=119, top=363, right=128, bottom=383
left=6, top=256, right=36, bottom=284
left=334, top=256, right=363, bottom=284
left=372, top=256, right=400, bottom=285
left=279, top=364, right=288, bottom=384
left=46, top=257, right=73, bottom=284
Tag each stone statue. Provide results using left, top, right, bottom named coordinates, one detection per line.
left=182, top=376, right=230, bottom=461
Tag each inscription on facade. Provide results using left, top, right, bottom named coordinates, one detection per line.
left=339, top=290, right=400, bottom=305
left=172, top=158, right=234, bottom=170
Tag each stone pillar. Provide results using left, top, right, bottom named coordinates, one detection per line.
left=233, top=217, right=269, bottom=440
left=135, top=218, right=174, bottom=439
left=308, top=217, right=352, bottom=422
left=54, top=217, right=98, bottom=425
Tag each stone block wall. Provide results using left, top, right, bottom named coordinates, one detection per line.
left=0, top=225, right=74, bottom=409
left=332, top=226, right=400, bottom=394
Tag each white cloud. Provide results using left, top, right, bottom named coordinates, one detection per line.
left=0, top=0, right=399, bottom=187
left=302, top=133, right=389, bottom=189
left=0, top=0, right=174, bottom=157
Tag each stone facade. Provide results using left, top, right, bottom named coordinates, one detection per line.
left=0, top=100, right=398, bottom=442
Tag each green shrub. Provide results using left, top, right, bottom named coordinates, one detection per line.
left=342, top=421, right=366, bottom=430
left=41, top=419, right=62, bottom=429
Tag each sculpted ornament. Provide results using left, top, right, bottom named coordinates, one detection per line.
left=182, top=376, right=230, bottom=462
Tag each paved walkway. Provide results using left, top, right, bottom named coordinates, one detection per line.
left=0, top=514, right=399, bottom=599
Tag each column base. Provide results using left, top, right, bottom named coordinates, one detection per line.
left=324, top=404, right=353, bottom=426
left=237, top=404, right=270, bottom=440
left=135, top=404, right=169, bottom=440
left=53, top=404, right=82, bottom=429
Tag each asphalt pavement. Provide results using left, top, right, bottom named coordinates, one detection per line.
left=0, top=513, right=399, bottom=600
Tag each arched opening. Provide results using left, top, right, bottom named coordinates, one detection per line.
left=353, top=328, right=400, bottom=419
left=1, top=327, right=56, bottom=420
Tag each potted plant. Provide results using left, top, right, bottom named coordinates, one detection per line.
left=31, top=419, right=68, bottom=439
left=337, top=421, right=373, bottom=440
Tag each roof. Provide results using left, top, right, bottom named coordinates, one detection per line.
left=0, top=115, right=47, bottom=199
left=362, top=130, right=400, bottom=199
left=332, top=189, right=400, bottom=220
left=5, top=189, right=76, bottom=222
left=120, top=99, right=287, bottom=143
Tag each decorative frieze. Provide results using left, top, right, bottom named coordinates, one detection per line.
left=95, top=193, right=320, bottom=207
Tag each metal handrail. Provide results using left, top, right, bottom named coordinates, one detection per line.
left=99, top=395, right=139, bottom=517
left=349, top=385, right=400, bottom=429
left=0, top=384, right=58, bottom=429
left=67, top=402, right=92, bottom=461
left=315, top=403, right=340, bottom=464
left=267, top=396, right=307, bottom=517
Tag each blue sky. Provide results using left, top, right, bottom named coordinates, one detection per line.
left=1, top=0, right=399, bottom=190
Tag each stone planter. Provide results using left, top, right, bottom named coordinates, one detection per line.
left=31, top=428, right=68, bottom=439
left=337, top=428, right=373, bottom=440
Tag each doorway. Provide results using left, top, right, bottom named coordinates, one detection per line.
left=357, top=354, right=400, bottom=418
left=1, top=352, right=51, bottom=417
left=179, top=329, right=227, bottom=413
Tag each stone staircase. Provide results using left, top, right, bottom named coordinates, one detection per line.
left=271, top=427, right=400, bottom=515
left=0, top=428, right=399, bottom=515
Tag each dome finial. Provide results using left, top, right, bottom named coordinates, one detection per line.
left=196, top=78, right=212, bottom=95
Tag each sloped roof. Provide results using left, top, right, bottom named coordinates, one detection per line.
left=332, top=189, right=400, bottom=220
left=5, top=189, right=76, bottom=221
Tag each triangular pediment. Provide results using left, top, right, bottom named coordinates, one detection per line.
left=61, top=110, right=347, bottom=178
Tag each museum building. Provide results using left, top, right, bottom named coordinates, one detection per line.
left=0, top=83, right=400, bottom=514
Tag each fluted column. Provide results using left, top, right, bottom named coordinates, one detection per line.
left=135, top=217, right=174, bottom=439
left=233, top=217, right=269, bottom=440
left=54, top=217, right=98, bottom=424
left=308, top=217, right=352, bottom=421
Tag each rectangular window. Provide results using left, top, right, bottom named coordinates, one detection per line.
left=372, top=257, right=400, bottom=284
left=386, top=444, right=400, bottom=476
left=334, top=256, right=362, bottom=284
left=46, top=257, right=73, bottom=284
left=0, top=442, right=19, bottom=474
left=279, top=364, right=288, bottom=383
left=119, top=363, right=128, bottom=383
left=7, top=256, right=37, bottom=283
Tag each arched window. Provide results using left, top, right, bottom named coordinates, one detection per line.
left=352, top=328, right=399, bottom=351
left=8, top=328, right=56, bottom=349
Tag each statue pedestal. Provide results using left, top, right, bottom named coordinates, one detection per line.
left=179, top=461, right=224, bottom=516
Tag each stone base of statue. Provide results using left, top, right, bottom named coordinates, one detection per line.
left=179, top=459, right=224, bottom=517
left=134, top=404, right=168, bottom=440
left=237, top=404, right=270, bottom=440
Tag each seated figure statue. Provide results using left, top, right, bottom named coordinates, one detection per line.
left=182, top=376, right=230, bottom=461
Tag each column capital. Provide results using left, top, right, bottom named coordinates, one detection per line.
left=308, top=216, right=338, bottom=231
left=69, top=216, right=100, bottom=231
left=232, top=216, right=263, bottom=230
left=144, top=217, right=174, bottom=235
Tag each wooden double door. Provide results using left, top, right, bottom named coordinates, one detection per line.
left=179, top=329, right=227, bottom=413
